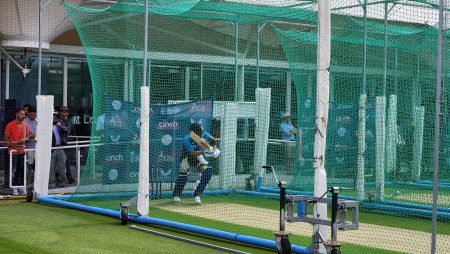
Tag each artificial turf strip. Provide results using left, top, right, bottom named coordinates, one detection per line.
left=66, top=194, right=450, bottom=235
left=205, top=196, right=450, bottom=235
left=147, top=207, right=405, bottom=254
left=0, top=200, right=274, bottom=254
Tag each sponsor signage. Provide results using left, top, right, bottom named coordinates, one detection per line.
left=102, top=97, right=213, bottom=184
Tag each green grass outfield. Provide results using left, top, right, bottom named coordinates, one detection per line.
left=0, top=199, right=275, bottom=254
left=1, top=197, right=408, bottom=254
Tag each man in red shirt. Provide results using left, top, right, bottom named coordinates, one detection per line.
left=4, top=108, right=30, bottom=195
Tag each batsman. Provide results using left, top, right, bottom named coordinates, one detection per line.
left=173, top=122, right=220, bottom=204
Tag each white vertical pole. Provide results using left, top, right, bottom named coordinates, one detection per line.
left=185, top=67, right=190, bottom=100
left=137, top=0, right=150, bottom=217
left=5, top=60, right=10, bottom=99
left=375, top=96, right=386, bottom=201
left=253, top=88, right=271, bottom=176
left=357, top=0, right=368, bottom=203
left=313, top=0, right=330, bottom=251
left=386, top=95, right=397, bottom=175
left=34, top=95, right=54, bottom=196
left=412, top=106, right=425, bottom=181
left=218, top=102, right=238, bottom=189
left=63, top=57, right=68, bottom=106
left=357, top=94, right=366, bottom=201
left=286, top=71, right=292, bottom=114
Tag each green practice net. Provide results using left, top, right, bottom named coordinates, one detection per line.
left=60, top=0, right=450, bottom=252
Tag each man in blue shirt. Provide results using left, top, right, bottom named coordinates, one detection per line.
left=173, top=123, right=219, bottom=204
left=279, top=112, right=296, bottom=174
left=279, top=112, right=296, bottom=141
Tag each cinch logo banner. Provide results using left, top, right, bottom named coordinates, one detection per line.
left=103, top=97, right=140, bottom=184
left=102, top=97, right=213, bottom=184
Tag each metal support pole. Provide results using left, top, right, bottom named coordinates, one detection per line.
left=286, top=71, right=292, bottom=114
left=124, top=61, right=129, bottom=101
left=237, top=66, right=245, bottom=101
left=38, top=0, right=43, bottom=96
left=279, top=181, right=286, bottom=232
left=5, top=60, right=10, bottom=99
left=431, top=0, right=445, bottom=252
left=234, top=22, right=239, bottom=101
left=185, top=67, right=190, bottom=100
left=143, top=3, right=149, bottom=87
left=200, top=63, right=204, bottom=99
left=330, top=188, right=338, bottom=242
left=63, top=57, right=68, bottom=106
left=413, top=52, right=421, bottom=108
left=362, top=0, right=368, bottom=94
left=383, top=2, right=388, bottom=96
left=394, top=48, right=398, bottom=94
left=76, top=145, right=81, bottom=184
left=0, top=52, right=2, bottom=106
left=256, top=23, right=261, bottom=88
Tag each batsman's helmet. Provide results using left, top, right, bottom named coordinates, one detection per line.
left=189, top=122, right=203, bottom=136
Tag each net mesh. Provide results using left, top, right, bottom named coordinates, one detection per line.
left=60, top=0, right=450, bottom=252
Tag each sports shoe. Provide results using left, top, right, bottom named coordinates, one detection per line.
left=194, top=196, right=201, bottom=204
left=173, top=196, right=181, bottom=202
left=12, top=188, right=19, bottom=195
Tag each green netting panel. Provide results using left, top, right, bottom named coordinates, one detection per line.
left=59, top=0, right=450, bottom=252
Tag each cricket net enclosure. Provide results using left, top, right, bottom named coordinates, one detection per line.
left=38, top=0, right=450, bottom=253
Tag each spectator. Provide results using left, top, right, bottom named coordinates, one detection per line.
left=25, top=106, right=37, bottom=184
left=279, top=112, right=296, bottom=141
left=279, top=112, right=296, bottom=174
left=49, top=115, right=67, bottom=188
left=4, top=108, right=30, bottom=195
left=23, top=103, right=31, bottom=118
left=59, top=106, right=76, bottom=184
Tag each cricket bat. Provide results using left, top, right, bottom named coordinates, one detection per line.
left=189, top=131, right=213, bottom=150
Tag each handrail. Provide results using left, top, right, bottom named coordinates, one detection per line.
left=236, top=138, right=296, bottom=145
left=68, top=135, right=101, bottom=139
left=7, top=142, right=101, bottom=191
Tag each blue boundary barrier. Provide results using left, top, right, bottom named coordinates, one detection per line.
left=37, top=191, right=310, bottom=254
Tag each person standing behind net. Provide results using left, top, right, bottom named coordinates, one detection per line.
left=59, top=106, right=76, bottom=184
left=25, top=106, right=37, bottom=185
left=173, top=123, right=220, bottom=204
left=279, top=112, right=296, bottom=174
left=50, top=115, right=67, bottom=188
left=4, top=108, right=30, bottom=195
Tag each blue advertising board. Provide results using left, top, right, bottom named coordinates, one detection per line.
left=102, top=98, right=213, bottom=184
